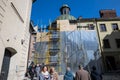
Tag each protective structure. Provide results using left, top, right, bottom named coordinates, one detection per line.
left=35, top=29, right=101, bottom=74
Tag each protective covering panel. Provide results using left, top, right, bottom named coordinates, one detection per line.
left=35, top=30, right=101, bottom=74
left=60, top=30, right=100, bottom=73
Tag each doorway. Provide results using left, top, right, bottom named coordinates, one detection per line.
left=1, top=49, right=11, bottom=80
left=105, top=56, right=116, bottom=71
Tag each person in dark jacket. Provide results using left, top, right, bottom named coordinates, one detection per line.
left=64, top=67, right=74, bottom=80
left=29, top=65, right=36, bottom=80
left=25, top=68, right=31, bottom=79
left=91, top=66, right=102, bottom=80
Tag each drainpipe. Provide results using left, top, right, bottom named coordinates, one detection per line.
left=94, top=18, right=106, bottom=73
left=26, top=33, right=32, bottom=69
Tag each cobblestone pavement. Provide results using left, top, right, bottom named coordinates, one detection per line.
left=23, top=75, right=64, bottom=80
left=102, top=74, right=120, bottom=80
left=24, top=74, right=120, bottom=80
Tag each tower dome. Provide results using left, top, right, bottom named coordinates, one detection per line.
left=60, top=4, right=70, bottom=15
left=56, top=4, right=76, bottom=20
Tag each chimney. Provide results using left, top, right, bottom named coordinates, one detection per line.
left=99, top=9, right=117, bottom=18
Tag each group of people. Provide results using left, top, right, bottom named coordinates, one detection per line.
left=25, top=63, right=102, bottom=80
left=25, top=64, right=58, bottom=80
left=64, top=65, right=102, bottom=80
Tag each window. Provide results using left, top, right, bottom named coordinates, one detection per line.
left=63, top=8, right=66, bottom=14
left=115, top=39, right=120, bottom=48
left=103, top=39, right=110, bottom=48
left=112, top=23, right=119, bottom=30
left=88, top=24, right=94, bottom=30
left=100, top=24, right=107, bottom=32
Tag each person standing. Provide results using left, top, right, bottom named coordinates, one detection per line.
left=29, top=64, right=36, bottom=80
left=39, top=66, right=50, bottom=80
left=35, top=64, right=41, bottom=80
left=75, top=65, right=91, bottom=80
left=49, top=67, right=58, bottom=80
left=64, top=67, right=74, bottom=80
left=91, top=66, right=102, bottom=80
left=25, top=68, right=31, bottom=79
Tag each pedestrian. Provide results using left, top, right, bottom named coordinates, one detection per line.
left=75, top=64, right=91, bottom=80
left=35, top=64, right=41, bottom=80
left=29, top=64, right=36, bottom=80
left=49, top=67, right=58, bottom=80
left=24, top=68, right=31, bottom=79
left=91, top=66, right=102, bottom=80
left=39, top=66, right=50, bottom=80
left=64, top=67, right=74, bottom=80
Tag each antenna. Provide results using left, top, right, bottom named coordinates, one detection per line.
left=49, top=19, right=51, bottom=29
left=37, top=19, right=39, bottom=26
left=40, top=25, right=43, bottom=32
left=44, top=25, right=46, bottom=32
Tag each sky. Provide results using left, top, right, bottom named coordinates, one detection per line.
left=31, top=0, right=120, bottom=27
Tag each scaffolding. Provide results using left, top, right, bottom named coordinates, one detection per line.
left=34, top=28, right=100, bottom=74
left=48, top=21, right=61, bottom=73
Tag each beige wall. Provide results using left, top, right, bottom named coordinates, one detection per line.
left=57, top=20, right=77, bottom=31
left=0, top=40, right=5, bottom=72
left=77, top=22, right=96, bottom=30
left=0, top=0, right=33, bottom=80
left=97, top=21, right=120, bottom=52
left=96, top=20, right=120, bottom=71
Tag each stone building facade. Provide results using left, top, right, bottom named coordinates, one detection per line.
left=0, top=0, right=34, bottom=80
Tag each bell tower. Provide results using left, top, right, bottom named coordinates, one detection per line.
left=60, top=4, right=70, bottom=15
